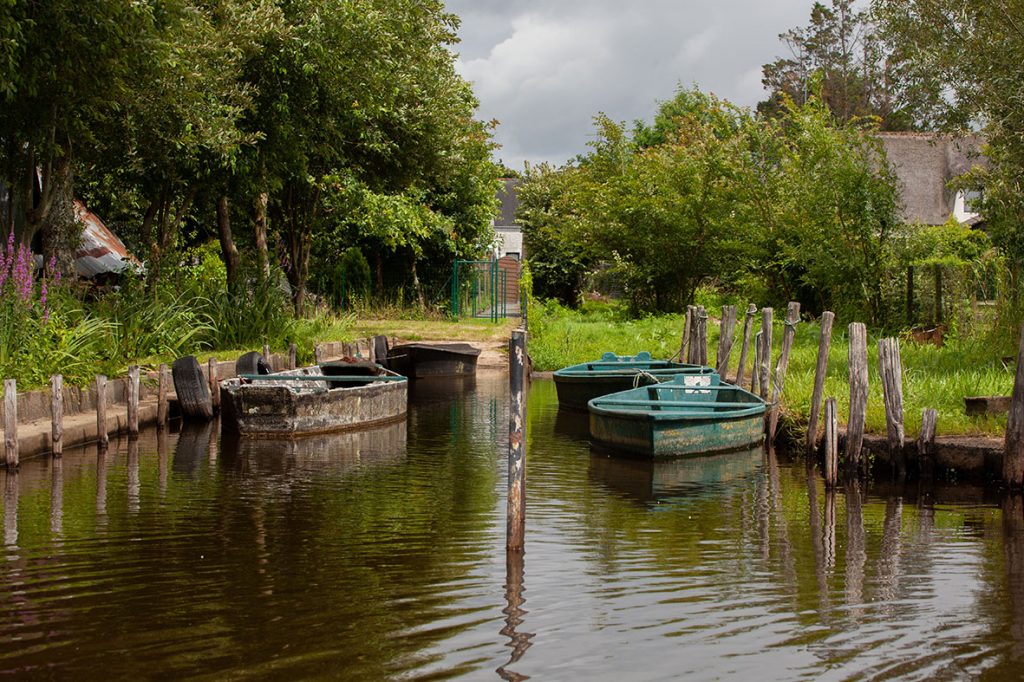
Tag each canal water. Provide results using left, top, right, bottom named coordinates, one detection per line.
left=1, top=373, right=1023, bottom=679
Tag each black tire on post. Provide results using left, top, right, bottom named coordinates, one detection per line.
left=172, top=355, right=214, bottom=420
left=236, top=351, right=273, bottom=376
left=372, top=335, right=390, bottom=369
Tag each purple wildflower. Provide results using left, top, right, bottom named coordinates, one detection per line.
left=39, top=277, right=47, bottom=311
left=14, top=243, right=31, bottom=303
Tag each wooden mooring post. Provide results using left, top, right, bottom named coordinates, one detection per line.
left=96, top=375, right=108, bottom=451
left=127, top=365, right=140, bottom=437
left=751, top=332, right=761, bottom=395
left=847, top=323, right=868, bottom=476
left=824, top=397, right=838, bottom=488
left=1005, top=323, right=1024, bottom=487
left=758, top=308, right=773, bottom=401
left=289, top=343, right=297, bottom=370
left=207, top=358, right=220, bottom=414
left=51, top=374, right=63, bottom=457
left=263, top=344, right=271, bottom=364
left=679, top=306, right=693, bottom=363
left=4, top=379, right=17, bottom=469
left=157, top=363, right=168, bottom=428
left=695, top=306, right=708, bottom=366
left=716, top=305, right=737, bottom=376
left=508, top=329, right=527, bottom=551
left=768, top=302, right=800, bottom=443
left=735, top=304, right=757, bottom=385
left=878, top=338, right=906, bottom=478
left=806, top=311, right=835, bottom=456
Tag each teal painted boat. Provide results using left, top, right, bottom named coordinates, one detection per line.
left=588, top=373, right=766, bottom=458
left=553, top=352, right=716, bottom=410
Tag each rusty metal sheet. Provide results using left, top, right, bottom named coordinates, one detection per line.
left=73, top=200, right=140, bottom=277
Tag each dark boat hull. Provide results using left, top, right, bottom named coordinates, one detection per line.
left=386, top=343, right=480, bottom=379
left=554, top=353, right=715, bottom=410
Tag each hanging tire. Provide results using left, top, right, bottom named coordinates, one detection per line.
left=236, top=351, right=272, bottom=376
left=372, top=335, right=390, bottom=368
left=172, top=355, right=213, bottom=420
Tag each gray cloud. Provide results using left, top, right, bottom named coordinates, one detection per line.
left=445, top=0, right=812, bottom=168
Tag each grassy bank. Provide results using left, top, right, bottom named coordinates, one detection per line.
left=529, top=300, right=1015, bottom=437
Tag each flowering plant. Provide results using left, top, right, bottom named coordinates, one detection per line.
left=0, top=231, right=57, bottom=373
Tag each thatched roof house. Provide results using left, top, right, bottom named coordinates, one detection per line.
left=877, top=132, right=988, bottom=226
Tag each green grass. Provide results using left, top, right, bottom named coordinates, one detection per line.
left=529, top=300, right=1016, bottom=437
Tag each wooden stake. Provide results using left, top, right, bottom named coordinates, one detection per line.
left=878, top=338, right=906, bottom=477
left=806, top=311, right=835, bottom=456
left=1005, top=323, right=1024, bottom=487
left=263, top=344, right=271, bottom=364
left=314, top=344, right=323, bottom=364
left=51, top=374, right=63, bottom=457
left=847, top=323, right=869, bottom=476
left=508, top=329, right=527, bottom=551
left=4, top=379, right=17, bottom=469
left=751, top=332, right=761, bottom=395
left=824, top=397, right=838, bottom=488
left=758, top=308, right=774, bottom=401
left=208, top=358, right=220, bottom=414
left=289, top=343, right=297, bottom=370
left=157, top=363, right=168, bottom=428
left=96, top=375, right=108, bottom=450
left=768, top=302, right=800, bottom=442
left=716, top=305, right=738, bottom=377
left=735, top=304, right=757, bottom=385
left=127, top=365, right=140, bottom=436
left=696, top=306, right=708, bottom=365
left=679, top=306, right=693, bottom=362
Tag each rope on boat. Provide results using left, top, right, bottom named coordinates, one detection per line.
left=632, top=370, right=660, bottom=388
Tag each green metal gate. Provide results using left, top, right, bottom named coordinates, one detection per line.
left=451, top=259, right=516, bottom=321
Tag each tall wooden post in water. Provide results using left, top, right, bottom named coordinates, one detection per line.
left=806, top=312, right=835, bottom=456
left=768, top=302, right=800, bottom=443
left=735, top=304, right=757, bottom=385
left=508, top=329, right=527, bottom=551
left=847, top=323, right=869, bottom=476
left=1005, top=323, right=1024, bottom=487
left=4, top=379, right=17, bottom=469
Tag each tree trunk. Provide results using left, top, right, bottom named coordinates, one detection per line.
left=253, top=192, right=270, bottom=280
left=410, top=252, right=425, bottom=308
left=375, top=251, right=384, bottom=293
left=40, top=157, right=79, bottom=274
left=217, top=195, right=240, bottom=293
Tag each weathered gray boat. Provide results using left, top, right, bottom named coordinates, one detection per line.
left=220, top=361, right=408, bottom=437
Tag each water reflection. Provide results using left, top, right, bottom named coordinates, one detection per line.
left=5, top=379, right=1024, bottom=679
left=588, top=447, right=762, bottom=504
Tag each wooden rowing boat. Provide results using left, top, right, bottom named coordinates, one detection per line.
left=588, top=373, right=766, bottom=458
left=220, top=360, right=408, bottom=437
left=553, top=352, right=716, bottom=410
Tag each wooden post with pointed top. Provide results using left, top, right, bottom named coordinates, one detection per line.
left=508, top=329, right=527, bottom=551
left=4, top=379, right=17, bottom=468
left=127, top=365, right=140, bottom=436
left=51, top=374, right=63, bottom=457
left=1005, top=323, right=1024, bottom=487
left=768, top=302, right=800, bottom=442
left=847, top=323, right=869, bottom=476
left=806, top=311, right=835, bottom=456
left=95, top=375, right=108, bottom=450
left=736, top=304, right=757, bottom=385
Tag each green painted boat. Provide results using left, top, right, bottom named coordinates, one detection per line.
left=553, top=352, right=716, bottom=410
left=588, top=373, right=766, bottom=458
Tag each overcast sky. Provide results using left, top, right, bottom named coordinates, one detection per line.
left=444, top=0, right=813, bottom=169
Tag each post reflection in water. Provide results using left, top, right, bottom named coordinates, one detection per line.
left=157, top=427, right=169, bottom=497
left=3, top=471, right=17, bottom=549
left=127, top=438, right=140, bottom=515
left=95, top=448, right=107, bottom=521
left=805, top=459, right=830, bottom=614
left=496, top=548, right=533, bottom=681
left=50, top=458, right=63, bottom=537
left=1003, top=494, right=1024, bottom=662
left=876, top=495, right=903, bottom=605
left=845, top=480, right=866, bottom=615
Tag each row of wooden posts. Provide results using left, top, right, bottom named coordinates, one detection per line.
left=2, top=344, right=291, bottom=470
left=678, top=303, right=944, bottom=486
